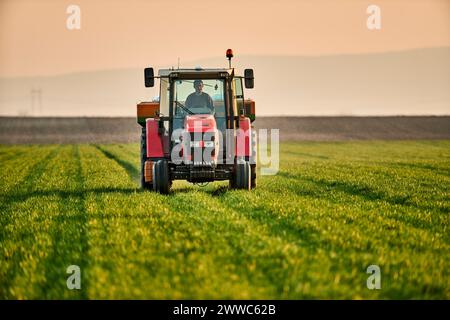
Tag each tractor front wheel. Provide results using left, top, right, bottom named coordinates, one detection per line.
left=231, top=161, right=251, bottom=190
left=153, top=160, right=171, bottom=194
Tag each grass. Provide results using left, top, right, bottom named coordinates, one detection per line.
left=0, top=141, right=449, bottom=299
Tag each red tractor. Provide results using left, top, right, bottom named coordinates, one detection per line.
left=137, top=49, right=256, bottom=194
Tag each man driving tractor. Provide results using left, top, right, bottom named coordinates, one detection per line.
left=185, top=80, right=215, bottom=114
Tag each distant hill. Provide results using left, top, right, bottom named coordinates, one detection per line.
left=0, top=48, right=449, bottom=116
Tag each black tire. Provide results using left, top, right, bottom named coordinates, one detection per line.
left=153, top=160, right=171, bottom=194
left=250, top=125, right=257, bottom=190
left=228, top=175, right=236, bottom=189
left=234, top=161, right=251, bottom=190
left=250, top=164, right=256, bottom=189
left=140, top=128, right=152, bottom=190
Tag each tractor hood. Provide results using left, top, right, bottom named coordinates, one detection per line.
left=184, top=115, right=217, bottom=133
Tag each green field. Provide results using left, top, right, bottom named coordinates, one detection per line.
left=0, top=141, right=449, bottom=299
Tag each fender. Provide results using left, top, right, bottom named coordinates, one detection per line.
left=146, top=118, right=164, bottom=158
left=236, top=116, right=251, bottom=157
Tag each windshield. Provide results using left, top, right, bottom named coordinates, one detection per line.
left=172, top=78, right=227, bottom=134
left=173, top=79, right=225, bottom=117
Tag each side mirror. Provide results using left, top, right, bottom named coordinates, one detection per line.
left=244, top=69, right=254, bottom=89
left=144, top=67, right=154, bottom=87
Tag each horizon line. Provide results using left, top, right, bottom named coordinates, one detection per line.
left=1, top=46, right=449, bottom=80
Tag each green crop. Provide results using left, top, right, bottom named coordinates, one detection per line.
left=0, top=141, right=449, bottom=299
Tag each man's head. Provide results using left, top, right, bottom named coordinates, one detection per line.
left=193, top=80, right=203, bottom=93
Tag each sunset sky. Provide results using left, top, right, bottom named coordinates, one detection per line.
left=1, top=0, right=449, bottom=77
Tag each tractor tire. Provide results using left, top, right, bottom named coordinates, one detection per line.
left=233, top=161, right=251, bottom=190
left=228, top=175, right=236, bottom=189
left=140, top=128, right=152, bottom=190
left=250, top=164, right=256, bottom=189
left=153, top=160, right=171, bottom=194
left=250, top=126, right=257, bottom=189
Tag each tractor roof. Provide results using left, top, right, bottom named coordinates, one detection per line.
left=158, top=68, right=233, bottom=77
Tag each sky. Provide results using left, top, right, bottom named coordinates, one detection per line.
left=1, top=0, right=449, bottom=77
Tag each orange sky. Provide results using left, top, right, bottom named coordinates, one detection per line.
left=0, top=0, right=449, bottom=77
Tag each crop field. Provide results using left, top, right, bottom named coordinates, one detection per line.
left=0, top=141, right=449, bottom=299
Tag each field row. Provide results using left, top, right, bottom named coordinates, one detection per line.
left=0, top=141, right=449, bottom=299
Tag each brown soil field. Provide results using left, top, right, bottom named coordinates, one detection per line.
left=0, top=116, right=449, bottom=144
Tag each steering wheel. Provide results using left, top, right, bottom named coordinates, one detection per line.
left=190, top=105, right=214, bottom=115
left=175, top=101, right=194, bottom=115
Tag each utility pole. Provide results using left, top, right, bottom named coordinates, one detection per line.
left=30, top=88, right=43, bottom=116
left=37, top=88, right=42, bottom=115
left=30, top=88, right=35, bottom=116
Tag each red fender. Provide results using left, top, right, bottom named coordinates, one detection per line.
left=236, top=116, right=251, bottom=157
left=146, top=118, right=164, bottom=158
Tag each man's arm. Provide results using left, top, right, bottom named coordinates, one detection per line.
left=185, top=94, right=193, bottom=108
left=206, top=94, right=215, bottom=113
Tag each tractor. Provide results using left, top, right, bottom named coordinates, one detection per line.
left=137, top=49, right=256, bottom=194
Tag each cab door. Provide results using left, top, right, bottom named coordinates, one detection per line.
left=233, top=77, right=245, bottom=116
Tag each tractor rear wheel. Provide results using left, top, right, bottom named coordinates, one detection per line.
left=153, top=160, right=171, bottom=194
left=140, top=128, right=152, bottom=190
left=233, top=161, right=251, bottom=190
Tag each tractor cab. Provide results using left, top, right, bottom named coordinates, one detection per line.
left=137, top=50, right=256, bottom=194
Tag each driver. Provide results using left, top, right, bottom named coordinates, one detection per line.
left=185, top=80, right=215, bottom=113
